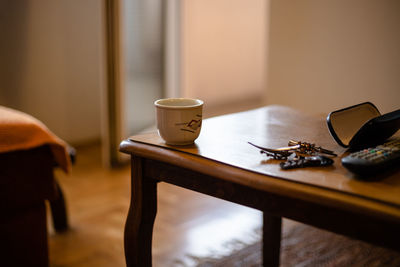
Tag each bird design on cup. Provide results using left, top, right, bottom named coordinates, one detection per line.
left=176, top=114, right=202, bottom=133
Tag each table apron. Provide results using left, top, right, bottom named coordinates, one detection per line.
left=142, top=157, right=400, bottom=251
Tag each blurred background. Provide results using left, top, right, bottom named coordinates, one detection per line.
left=1, top=1, right=400, bottom=265
left=1, top=0, right=399, bottom=166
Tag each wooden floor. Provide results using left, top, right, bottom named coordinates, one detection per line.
left=49, top=100, right=264, bottom=267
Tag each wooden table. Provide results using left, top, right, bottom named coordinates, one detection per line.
left=119, top=105, right=400, bottom=267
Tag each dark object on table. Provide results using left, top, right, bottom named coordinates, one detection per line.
left=280, top=155, right=334, bottom=170
left=341, top=138, right=400, bottom=176
left=327, top=102, right=400, bottom=150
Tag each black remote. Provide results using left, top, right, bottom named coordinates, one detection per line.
left=341, top=138, right=400, bottom=176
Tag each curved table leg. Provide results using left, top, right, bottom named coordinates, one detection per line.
left=124, top=156, right=158, bottom=267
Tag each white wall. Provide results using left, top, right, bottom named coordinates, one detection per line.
left=0, top=0, right=103, bottom=144
left=181, top=0, right=268, bottom=108
left=266, top=0, right=400, bottom=115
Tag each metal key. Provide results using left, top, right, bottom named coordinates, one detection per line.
left=288, top=140, right=337, bottom=156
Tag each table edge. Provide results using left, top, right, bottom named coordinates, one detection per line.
left=120, top=139, right=400, bottom=222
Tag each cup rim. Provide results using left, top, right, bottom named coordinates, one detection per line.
left=154, top=98, right=203, bottom=109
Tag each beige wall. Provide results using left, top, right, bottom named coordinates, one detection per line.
left=0, top=0, right=103, bottom=144
left=266, top=0, right=400, bottom=115
left=4, top=1, right=397, bottom=145
left=181, top=0, right=268, bottom=108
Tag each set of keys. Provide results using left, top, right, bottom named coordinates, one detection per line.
left=248, top=140, right=337, bottom=170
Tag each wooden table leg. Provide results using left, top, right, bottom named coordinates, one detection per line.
left=124, top=156, right=158, bottom=267
left=263, top=212, right=282, bottom=267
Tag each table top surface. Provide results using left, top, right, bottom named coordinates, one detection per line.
left=120, top=105, right=400, bottom=221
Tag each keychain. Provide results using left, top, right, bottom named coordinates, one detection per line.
left=248, top=140, right=336, bottom=169
left=287, top=140, right=337, bottom=156
left=279, top=155, right=334, bottom=170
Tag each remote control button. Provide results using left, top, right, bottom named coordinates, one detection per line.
left=342, top=138, right=400, bottom=176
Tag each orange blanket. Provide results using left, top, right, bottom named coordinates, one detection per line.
left=0, top=106, right=71, bottom=173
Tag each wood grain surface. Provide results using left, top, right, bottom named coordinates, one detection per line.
left=121, top=106, right=400, bottom=220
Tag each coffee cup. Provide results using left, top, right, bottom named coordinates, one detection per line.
left=154, top=98, right=203, bottom=145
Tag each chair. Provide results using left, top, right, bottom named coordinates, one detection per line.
left=0, top=106, right=72, bottom=267
left=49, top=146, right=75, bottom=232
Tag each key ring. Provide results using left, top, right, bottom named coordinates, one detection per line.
left=248, top=140, right=337, bottom=159
left=288, top=140, right=337, bottom=156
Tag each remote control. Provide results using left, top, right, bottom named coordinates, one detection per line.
left=341, top=138, right=400, bottom=176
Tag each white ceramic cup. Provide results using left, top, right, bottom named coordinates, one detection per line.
left=154, top=98, right=203, bottom=145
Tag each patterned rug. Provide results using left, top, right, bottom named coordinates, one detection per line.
left=190, top=221, right=400, bottom=267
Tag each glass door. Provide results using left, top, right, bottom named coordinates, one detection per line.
left=103, top=0, right=165, bottom=166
